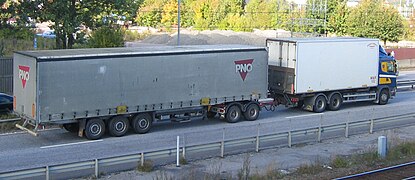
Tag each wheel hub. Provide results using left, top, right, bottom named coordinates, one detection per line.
left=138, top=119, right=148, bottom=129
left=90, top=124, right=101, bottom=135
left=115, top=121, right=125, bottom=132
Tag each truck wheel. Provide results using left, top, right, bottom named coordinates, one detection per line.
left=313, top=95, right=327, bottom=113
left=244, top=103, right=260, bottom=121
left=63, top=123, right=79, bottom=133
left=108, top=116, right=129, bottom=137
left=328, top=94, right=342, bottom=111
left=207, top=111, right=216, bottom=119
left=379, top=89, right=389, bottom=105
left=226, top=105, right=242, bottom=123
left=85, top=118, right=105, bottom=140
left=132, top=113, right=153, bottom=134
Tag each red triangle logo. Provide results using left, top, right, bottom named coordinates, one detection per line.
left=234, top=59, right=254, bottom=81
left=18, top=65, right=30, bottom=89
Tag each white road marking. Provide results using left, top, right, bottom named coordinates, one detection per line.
left=40, top=140, right=103, bottom=149
left=0, top=128, right=61, bottom=136
left=285, top=113, right=324, bottom=119
left=398, top=91, right=415, bottom=94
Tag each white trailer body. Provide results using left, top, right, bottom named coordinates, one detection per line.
left=267, top=38, right=379, bottom=94
left=267, top=38, right=397, bottom=113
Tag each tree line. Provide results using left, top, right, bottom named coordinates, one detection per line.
left=0, top=0, right=410, bottom=49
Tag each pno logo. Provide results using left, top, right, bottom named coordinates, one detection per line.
left=234, top=59, right=254, bottom=81
left=18, top=65, right=30, bottom=88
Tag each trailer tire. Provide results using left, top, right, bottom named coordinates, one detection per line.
left=328, top=93, right=342, bottom=111
left=226, top=105, right=242, bottom=123
left=108, top=116, right=129, bottom=137
left=379, top=89, right=389, bottom=105
left=132, top=113, right=153, bottom=134
left=313, top=95, right=327, bottom=113
left=63, top=123, right=79, bottom=133
left=85, top=118, right=105, bottom=140
left=244, top=103, right=260, bottom=121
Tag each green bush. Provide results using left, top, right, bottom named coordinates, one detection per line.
left=123, top=30, right=150, bottom=41
left=331, top=155, right=350, bottom=168
left=0, top=27, right=34, bottom=40
left=87, top=27, right=125, bottom=48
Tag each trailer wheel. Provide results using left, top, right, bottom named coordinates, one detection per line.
left=379, top=89, right=389, bottom=105
left=108, top=116, right=129, bottom=137
left=226, top=105, right=242, bottom=123
left=63, top=123, right=79, bottom=133
left=85, top=118, right=105, bottom=140
left=244, top=103, right=260, bottom=121
left=132, top=113, right=153, bottom=134
left=207, top=112, right=217, bottom=119
left=328, top=94, right=342, bottom=111
left=313, top=95, right=327, bottom=113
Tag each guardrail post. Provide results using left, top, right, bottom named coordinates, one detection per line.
left=45, top=166, right=49, bottom=180
left=141, top=152, right=144, bottom=166
left=370, top=119, right=374, bottom=134
left=176, top=136, right=180, bottom=167
left=345, top=112, right=350, bottom=138
left=317, top=115, right=322, bottom=143
left=369, top=108, right=374, bottom=134
left=182, top=135, right=186, bottom=159
left=221, top=128, right=225, bottom=158
left=256, top=123, right=260, bottom=152
left=95, top=159, right=99, bottom=178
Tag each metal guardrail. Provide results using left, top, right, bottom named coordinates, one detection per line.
left=0, top=112, right=414, bottom=180
left=398, top=80, right=415, bottom=88
left=0, top=118, right=20, bottom=123
left=335, top=161, right=415, bottom=180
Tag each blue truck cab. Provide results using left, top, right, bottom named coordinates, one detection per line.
left=378, top=45, right=398, bottom=104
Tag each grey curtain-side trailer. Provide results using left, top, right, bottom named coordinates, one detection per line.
left=13, top=45, right=268, bottom=139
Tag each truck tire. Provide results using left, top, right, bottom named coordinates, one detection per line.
left=226, top=105, right=242, bottom=123
left=244, top=103, right=260, bottom=121
left=313, top=95, right=327, bottom=113
left=379, top=89, right=389, bottom=105
left=108, top=116, right=129, bottom=137
left=85, top=118, right=105, bottom=140
left=132, top=113, right=153, bottom=134
left=328, top=94, right=342, bottom=111
left=63, top=123, right=79, bottom=133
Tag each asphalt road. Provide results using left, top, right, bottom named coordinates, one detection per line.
left=0, top=74, right=414, bottom=177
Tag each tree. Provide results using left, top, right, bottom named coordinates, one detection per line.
left=347, top=0, right=404, bottom=45
left=161, top=0, right=178, bottom=29
left=136, top=0, right=166, bottom=28
left=244, top=0, right=278, bottom=31
left=327, top=0, right=349, bottom=35
left=28, top=0, right=141, bottom=49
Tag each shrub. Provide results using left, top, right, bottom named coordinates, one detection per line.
left=87, top=27, right=124, bottom=48
left=137, top=160, right=154, bottom=172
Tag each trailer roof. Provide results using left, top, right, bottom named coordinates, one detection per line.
left=266, top=37, right=379, bottom=43
left=15, top=44, right=265, bottom=62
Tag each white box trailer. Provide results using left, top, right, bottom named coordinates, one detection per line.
left=267, top=38, right=397, bottom=113
left=14, top=45, right=268, bottom=139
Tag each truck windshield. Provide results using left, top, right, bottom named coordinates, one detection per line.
left=379, top=45, right=389, bottom=59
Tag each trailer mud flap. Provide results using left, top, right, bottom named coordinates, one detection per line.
left=78, top=119, right=86, bottom=137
